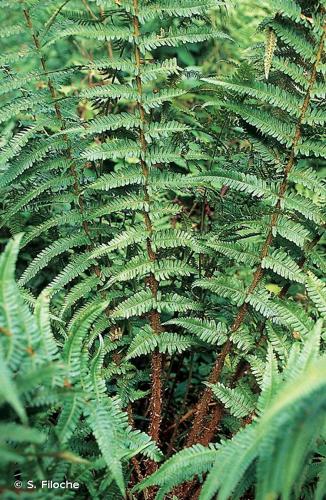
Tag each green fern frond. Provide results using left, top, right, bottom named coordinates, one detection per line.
left=195, top=277, right=246, bottom=306
left=145, top=120, right=189, bottom=141
left=0, top=137, right=66, bottom=188
left=164, top=317, right=227, bottom=345
left=62, top=113, right=141, bottom=137
left=140, top=58, right=181, bottom=82
left=56, top=394, right=84, bottom=444
left=111, top=290, right=154, bottom=320
left=267, top=20, right=315, bottom=61
left=296, top=139, right=326, bottom=158
left=61, top=275, right=101, bottom=317
left=274, top=300, right=313, bottom=336
left=276, top=217, right=311, bottom=248
left=207, top=240, right=260, bottom=266
left=140, top=27, right=230, bottom=51
left=207, top=382, right=256, bottom=418
left=1, top=176, right=75, bottom=228
left=45, top=20, right=131, bottom=46
left=91, top=226, right=147, bottom=258
left=135, top=444, right=219, bottom=499
left=85, top=398, right=127, bottom=496
left=47, top=251, right=97, bottom=295
left=271, top=57, right=308, bottom=88
left=284, top=194, right=325, bottom=224
left=136, top=1, right=223, bottom=21
left=306, top=272, right=326, bottom=318
left=262, top=248, right=305, bottom=283
left=127, top=326, right=192, bottom=359
left=271, top=0, right=302, bottom=22
left=19, top=234, right=89, bottom=285
left=64, top=299, right=108, bottom=379
left=84, top=140, right=141, bottom=162
left=89, top=166, right=144, bottom=189
left=202, top=79, right=301, bottom=118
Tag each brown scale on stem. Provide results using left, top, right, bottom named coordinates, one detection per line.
left=132, top=0, right=163, bottom=454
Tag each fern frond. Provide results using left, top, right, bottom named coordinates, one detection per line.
left=127, top=326, right=192, bottom=359
left=145, top=120, right=189, bottom=141
left=111, top=290, right=154, bottom=320
left=91, top=226, right=147, bottom=258
left=0, top=137, right=65, bottom=188
left=202, top=79, right=301, bottom=118
left=85, top=398, right=127, bottom=495
left=47, top=251, right=96, bottom=295
left=56, top=394, right=84, bottom=444
left=296, top=139, right=326, bottom=158
left=306, top=272, right=326, bottom=318
left=193, top=170, right=279, bottom=201
left=261, top=249, right=305, bottom=283
left=164, top=317, right=227, bottom=345
left=195, top=277, right=246, bottom=306
left=284, top=194, right=325, bottom=224
left=276, top=217, right=311, bottom=248
left=135, top=444, right=219, bottom=499
left=19, top=234, right=89, bottom=285
left=137, top=1, right=223, bottom=21
left=140, top=27, right=230, bottom=51
left=45, top=20, right=131, bottom=45
left=84, top=139, right=141, bottom=162
left=1, top=175, right=75, bottom=228
left=62, top=113, right=141, bottom=136
left=207, top=382, right=256, bottom=418
left=274, top=300, right=313, bottom=336
left=268, top=20, right=316, bottom=62
left=207, top=240, right=259, bottom=266
left=61, top=275, right=101, bottom=317
left=89, top=166, right=144, bottom=189
left=140, top=58, right=181, bottom=82
left=64, top=299, right=108, bottom=379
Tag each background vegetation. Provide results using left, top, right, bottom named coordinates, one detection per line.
left=0, top=0, right=325, bottom=499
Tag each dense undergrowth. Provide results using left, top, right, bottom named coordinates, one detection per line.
left=0, top=0, right=325, bottom=499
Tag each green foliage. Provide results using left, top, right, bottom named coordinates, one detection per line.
left=0, top=0, right=325, bottom=498
left=0, top=236, right=161, bottom=497
left=137, top=321, right=326, bottom=499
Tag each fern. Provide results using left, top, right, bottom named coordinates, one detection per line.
left=139, top=322, right=326, bottom=499
left=0, top=0, right=325, bottom=497
left=207, top=381, right=256, bottom=418
left=164, top=316, right=227, bottom=345
left=0, top=238, right=161, bottom=495
left=306, top=272, right=326, bottom=319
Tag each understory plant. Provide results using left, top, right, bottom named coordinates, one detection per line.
left=0, top=0, right=325, bottom=499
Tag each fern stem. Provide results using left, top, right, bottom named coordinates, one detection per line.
left=22, top=5, right=97, bottom=255
left=190, top=233, right=324, bottom=450
left=132, top=0, right=163, bottom=447
left=187, top=27, right=325, bottom=448
left=201, top=228, right=324, bottom=445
